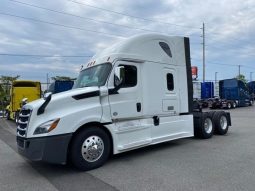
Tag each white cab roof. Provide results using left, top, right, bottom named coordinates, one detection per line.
left=85, top=33, right=187, bottom=69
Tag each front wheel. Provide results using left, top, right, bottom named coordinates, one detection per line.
left=70, top=127, right=111, bottom=171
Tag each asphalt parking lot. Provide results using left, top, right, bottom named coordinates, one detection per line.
left=0, top=106, right=255, bottom=191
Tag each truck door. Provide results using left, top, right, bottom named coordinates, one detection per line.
left=108, top=61, right=151, bottom=151
left=109, top=61, right=143, bottom=120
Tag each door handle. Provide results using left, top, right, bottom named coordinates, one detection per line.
left=136, top=102, right=141, bottom=112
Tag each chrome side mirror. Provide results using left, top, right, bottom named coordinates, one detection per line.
left=20, top=98, right=28, bottom=107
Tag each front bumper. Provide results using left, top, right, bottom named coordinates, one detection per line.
left=17, top=133, right=72, bottom=165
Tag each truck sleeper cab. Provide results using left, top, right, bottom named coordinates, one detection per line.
left=17, top=34, right=231, bottom=171
left=219, top=79, right=253, bottom=107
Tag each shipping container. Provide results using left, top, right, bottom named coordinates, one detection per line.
left=201, top=82, right=214, bottom=99
left=48, top=80, right=74, bottom=94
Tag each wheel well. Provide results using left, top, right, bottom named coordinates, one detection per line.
left=67, top=122, right=114, bottom=163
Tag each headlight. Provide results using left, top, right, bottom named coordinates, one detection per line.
left=34, top=118, right=60, bottom=135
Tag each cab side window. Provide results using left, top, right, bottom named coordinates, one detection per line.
left=120, top=65, right=137, bottom=88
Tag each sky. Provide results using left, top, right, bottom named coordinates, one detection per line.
left=0, top=0, right=255, bottom=87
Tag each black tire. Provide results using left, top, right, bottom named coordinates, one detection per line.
left=208, top=111, right=216, bottom=119
left=6, top=111, right=10, bottom=120
left=194, top=113, right=214, bottom=139
left=232, top=102, right=236, bottom=109
left=70, top=127, right=111, bottom=171
left=15, top=111, right=19, bottom=124
left=213, top=111, right=229, bottom=135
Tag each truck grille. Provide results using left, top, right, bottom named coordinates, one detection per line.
left=17, top=108, right=32, bottom=137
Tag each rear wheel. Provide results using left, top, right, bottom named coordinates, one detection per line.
left=194, top=113, right=214, bottom=139
left=227, top=102, right=231, bottom=109
left=70, top=127, right=111, bottom=171
left=213, top=111, right=229, bottom=135
left=232, top=102, right=236, bottom=109
left=208, top=111, right=216, bottom=118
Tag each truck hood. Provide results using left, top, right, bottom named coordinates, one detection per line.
left=23, top=86, right=103, bottom=137
left=25, top=87, right=100, bottom=111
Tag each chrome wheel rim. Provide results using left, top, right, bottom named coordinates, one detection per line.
left=81, top=136, right=104, bottom=163
left=220, top=116, right=228, bottom=130
left=204, top=118, right=213, bottom=134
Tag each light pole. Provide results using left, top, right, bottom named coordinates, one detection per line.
left=215, top=72, right=218, bottom=84
left=202, top=23, right=205, bottom=82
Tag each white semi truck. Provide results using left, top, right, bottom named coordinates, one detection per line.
left=17, top=34, right=231, bottom=171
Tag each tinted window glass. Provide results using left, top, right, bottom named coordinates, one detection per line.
left=167, top=73, right=174, bottom=91
left=119, top=65, right=137, bottom=88
left=73, top=63, right=112, bottom=88
left=13, top=82, right=37, bottom=87
left=159, top=42, right=172, bottom=57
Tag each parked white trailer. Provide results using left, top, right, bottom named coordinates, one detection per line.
left=17, top=34, right=231, bottom=170
left=193, top=81, right=201, bottom=99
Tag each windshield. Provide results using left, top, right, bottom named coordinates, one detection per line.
left=73, top=63, right=112, bottom=88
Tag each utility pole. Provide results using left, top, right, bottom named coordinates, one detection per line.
left=215, top=72, right=218, bottom=84
left=202, top=22, right=205, bottom=82
left=238, top=65, right=241, bottom=76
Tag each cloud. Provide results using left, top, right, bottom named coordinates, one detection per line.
left=0, top=0, right=255, bottom=82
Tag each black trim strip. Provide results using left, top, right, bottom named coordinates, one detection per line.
left=184, top=37, right=193, bottom=113
left=102, top=122, right=112, bottom=125
left=180, top=112, right=191, bottom=115
left=37, top=94, right=52, bottom=115
left=108, top=88, right=119, bottom=95
left=17, top=133, right=73, bottom=141
left=72, top=90, right=100, bottom=100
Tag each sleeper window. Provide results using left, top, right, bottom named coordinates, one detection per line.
left=167, top=73, right=174, bottom=91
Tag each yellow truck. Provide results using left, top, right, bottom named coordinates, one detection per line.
left=6, top=80, right=41, bottom=122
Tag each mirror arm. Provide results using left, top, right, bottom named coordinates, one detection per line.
left=111, top=83, right=122, bottom=94
left=109, top=81, right=122, bottom=95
